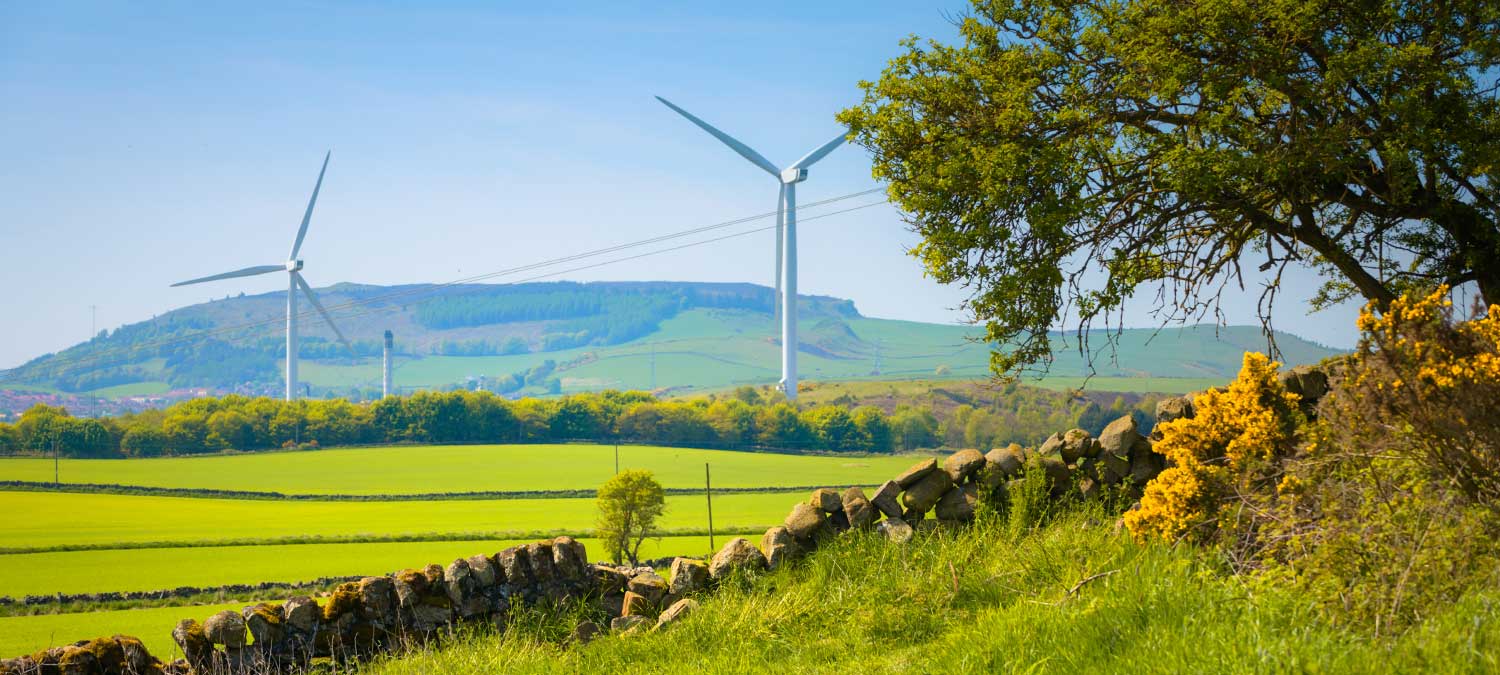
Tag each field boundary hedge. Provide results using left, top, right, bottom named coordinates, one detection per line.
left=0, top=480, right=822, bottom=502
left=0, top=527, right=769, bottom=556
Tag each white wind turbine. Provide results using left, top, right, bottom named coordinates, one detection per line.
left=171, top=151, right=352, bottom=401
left=657, top=96, right=846, bottom=400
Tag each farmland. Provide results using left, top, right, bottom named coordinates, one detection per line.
left=0, top=491, right=794, bottom=551
left=0, top=442, right=907, bottom=657
left=0, top=444, right=921, bottom=494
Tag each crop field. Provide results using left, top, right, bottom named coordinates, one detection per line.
left=0, top=602, right=242, bottom=661
left=0, top=441, right=918, bottom=658
left=0, top=491, right=797, bottom=550
left=0, top=444, right=921, bottom=494
left=0, top=535, right=742, bottom=598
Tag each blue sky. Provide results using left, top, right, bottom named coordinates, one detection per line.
left=0, top=1, right=1359, bottom=369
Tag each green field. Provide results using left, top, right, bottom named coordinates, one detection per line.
left=90, top=381, right=171, bottom=397
left=0, top=491, right=797, bottom=550
left=0, top=602, right=241, bottom=661
left=0, top=444, right=921, bottom=495
left=0, top=535, right=741, bottom=598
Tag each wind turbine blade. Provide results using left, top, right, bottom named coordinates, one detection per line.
left=790, top=131, right=848, bottom=170
left=655, top=96, right=779, bottom=177
left=294, top=273, right=354, bottom=355
left=288, top=151, right=331, bottom=261
left=170, top=264, right=284, bottom=287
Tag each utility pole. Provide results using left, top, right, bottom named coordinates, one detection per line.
left=614, top=443, right=620, bottom=474
left=53, top=439, right=60, bottom=485
left=89, top=305, right=97, bottom=419
left=705, top=462, right=715, bottom=553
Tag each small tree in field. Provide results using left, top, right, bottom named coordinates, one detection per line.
left=596, top=469, right=666, bottom=566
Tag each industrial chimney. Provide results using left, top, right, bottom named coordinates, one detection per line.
left=382, top=330, right=394, bottom=398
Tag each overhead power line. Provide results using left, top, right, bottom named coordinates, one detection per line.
left=3, top=191, right=890, bottom=382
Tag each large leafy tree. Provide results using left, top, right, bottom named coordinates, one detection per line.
left=841, top=0, right=1500, bottom=375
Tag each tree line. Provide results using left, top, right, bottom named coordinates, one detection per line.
left=0, top=382, right=1161, bottom=460
left=0, top=389, right=895, bottom=458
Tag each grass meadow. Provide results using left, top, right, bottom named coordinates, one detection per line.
left=0, top=444, right=921, bottom=494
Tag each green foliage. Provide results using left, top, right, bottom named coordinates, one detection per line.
left=841, top=0, right=1500, bottom=376
left=1257, top=293, right=1500, bottom=632
left=596, top=469, right=666, bottom=566
left=888, top=404, right=938, bottom=451
left=1003, top=462, right=1056, bottom=539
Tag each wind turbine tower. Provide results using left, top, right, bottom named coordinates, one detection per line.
left=171, top=152, right=353, bottom=401
left=657, top=96, right=846, bottom=400
left=383, top=330, right=394, bottom=398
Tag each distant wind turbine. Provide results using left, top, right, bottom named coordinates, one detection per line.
left=170, top=151, right=352, bottom=401
left=656, top=96, right=846, bottom=400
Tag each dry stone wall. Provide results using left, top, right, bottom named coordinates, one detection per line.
left=0, top=373, right=1331, bottom=675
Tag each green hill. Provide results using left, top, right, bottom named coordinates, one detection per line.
left=2, top=281, right=1343, bottom=397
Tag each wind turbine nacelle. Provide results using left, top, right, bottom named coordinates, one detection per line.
left=286, top=260, right=304, bottom=272
left=780, top=167, right=808, bottom=184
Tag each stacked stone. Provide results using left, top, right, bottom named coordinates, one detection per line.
left=675, top=413, right=1181, bottom=597
left=1278, top=364, right=1331, bottom=418
left=587, top=556, right=708, bottom=636
left=152, top=536, right=599, bottom=673
left=0, top=635, right=172, bottom=675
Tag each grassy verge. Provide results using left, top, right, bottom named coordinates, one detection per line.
left=364, top=504, right=1500, bottom=674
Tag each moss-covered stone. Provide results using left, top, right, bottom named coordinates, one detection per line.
left=243, top=602, right=286, bottom=646
left=171, top=619, right=212, bottom=672
left=322, top=582, right=362, bottom=622
left=57, top=644, right=98, bottom=675
left=393, top=568, right=429, bottom=608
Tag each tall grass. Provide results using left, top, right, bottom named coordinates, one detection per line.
left=364, top=500, right=1500, bottom=674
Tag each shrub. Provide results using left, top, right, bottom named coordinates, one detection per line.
left=1261, top=288, right=1500, bottom=631
left=1124, top=352, right=1302, bottom=551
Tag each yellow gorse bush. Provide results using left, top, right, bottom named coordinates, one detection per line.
left=1355, top=286, right=1500, bottom=391
left=1125, top=352, right=1301, bottom=543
